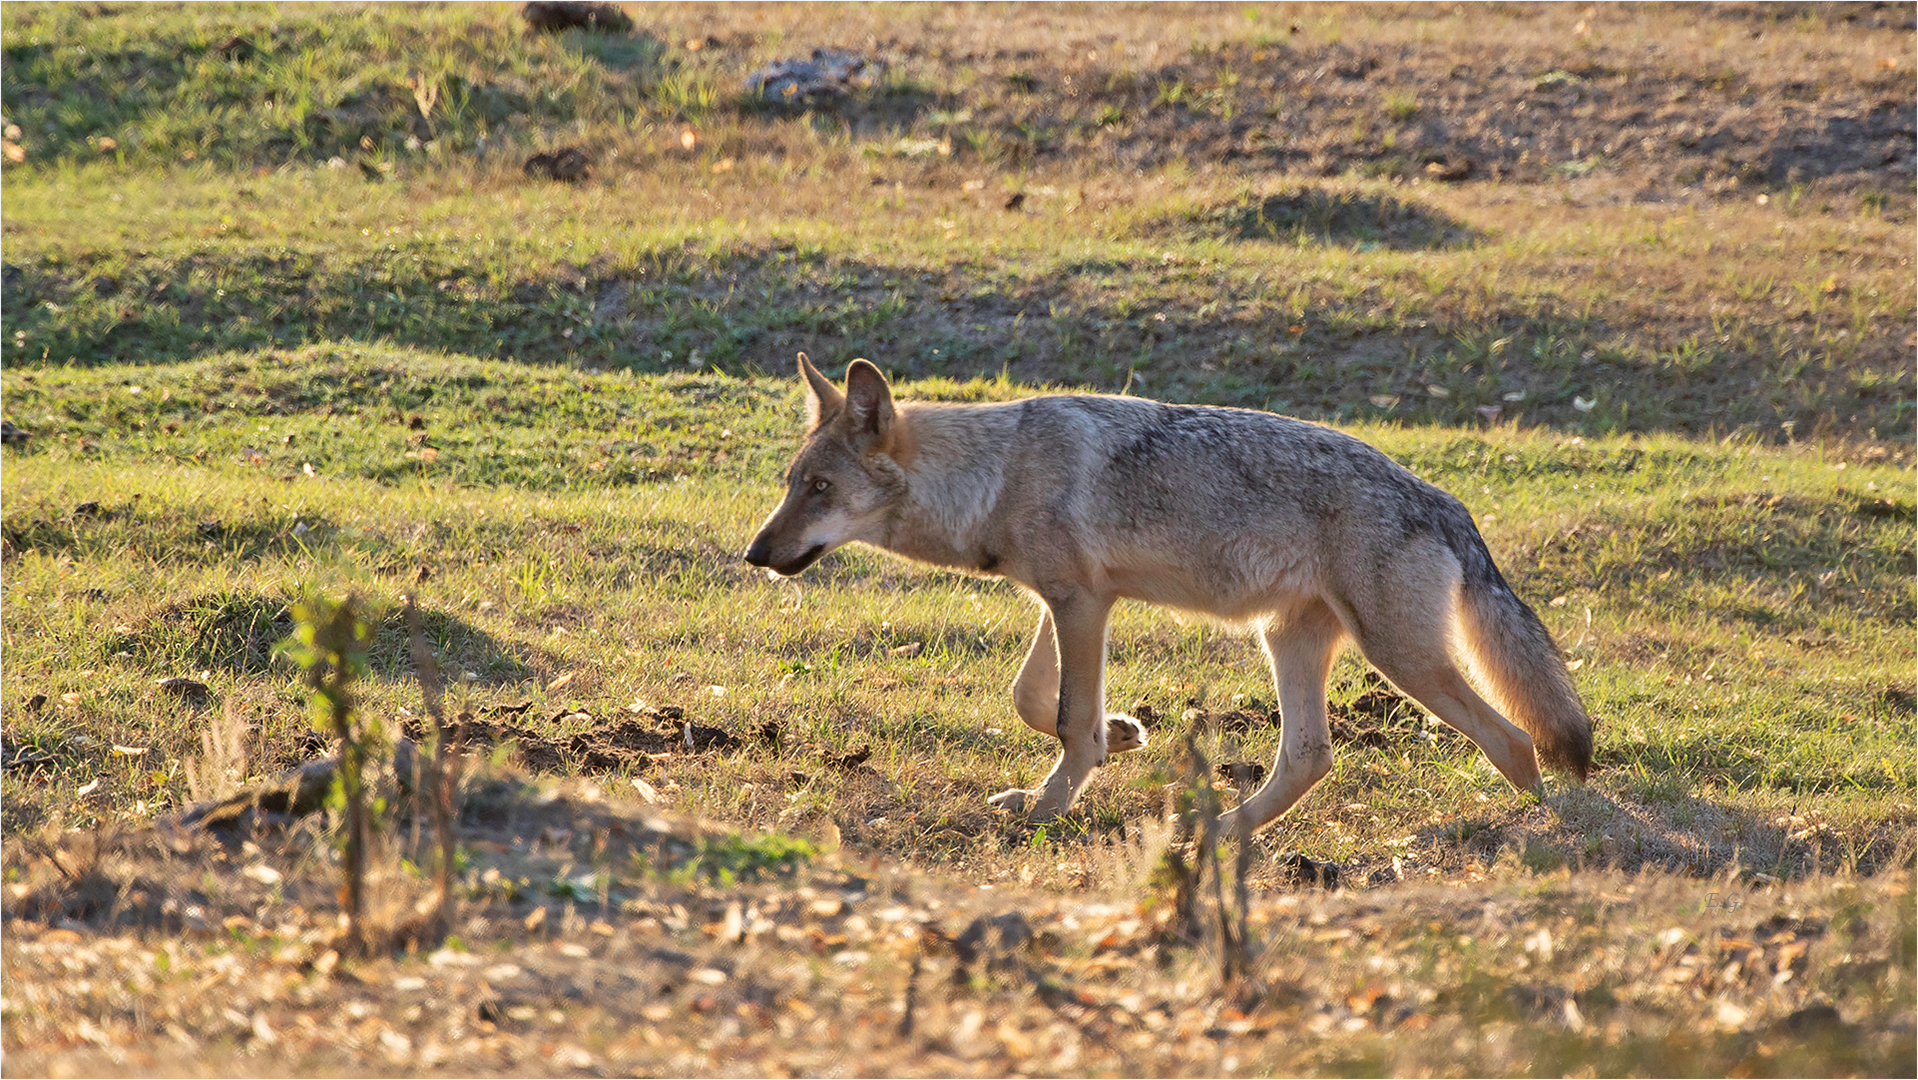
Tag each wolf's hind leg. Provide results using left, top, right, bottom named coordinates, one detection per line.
left=1220, top=601, right=1345, bottom=834
left=1010, top=607, right=1147, bottom=754
left=1352, top=594, right=1543, bottom=794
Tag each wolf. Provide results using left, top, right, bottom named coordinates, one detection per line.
left=744, top=354, right=1593, bottom=834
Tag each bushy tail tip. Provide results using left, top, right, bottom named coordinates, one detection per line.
left=1459, top=585, right=1594, bottom=781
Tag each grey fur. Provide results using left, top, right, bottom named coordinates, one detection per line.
left=746, top=355, right=1595, bottom=830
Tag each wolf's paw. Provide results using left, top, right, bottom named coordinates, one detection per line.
left=987, top=787, right=1062, bottom=821
left=1104, top=713, right=1149, bottom=754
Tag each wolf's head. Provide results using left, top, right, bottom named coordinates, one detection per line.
left=743, top=353, right=910, bottom=576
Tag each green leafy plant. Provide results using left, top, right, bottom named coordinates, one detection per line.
left=282, top=593, right=375, bottom=952
left=669, top=832, right=816, bottom=886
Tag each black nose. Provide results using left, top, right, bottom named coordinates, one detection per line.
left=743, top=539, right=772, bottom=567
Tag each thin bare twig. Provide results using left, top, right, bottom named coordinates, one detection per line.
left=1181, top=733, right=1250, bottom=983
left=404, top=578, right=460, bottom=936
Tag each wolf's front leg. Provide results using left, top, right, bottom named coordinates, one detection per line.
left=1009, top=608, right=1148, bottom=755
left=1219, top=604, right=1344, bottom=835
left=990, top=592, right=1114, bottom=821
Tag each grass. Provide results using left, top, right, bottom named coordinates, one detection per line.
left=0, top=2, right=675, bottom=168
left=4, top=3, right=1914, bottom=439
left=4, top=152, right=1912, bottom=439
left=2, top=3, right=1914, bottom=1076
left=3, top=346, right=1910, bottom=885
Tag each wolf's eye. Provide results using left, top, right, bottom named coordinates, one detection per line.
left=810, top=478, right=831, bottom=493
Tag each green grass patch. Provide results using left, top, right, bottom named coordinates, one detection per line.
left=1, top=2, right=675, bottom=169
left=3, top=346, right=1910, bottom=883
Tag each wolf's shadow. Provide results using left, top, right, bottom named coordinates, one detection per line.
left=1408, top=782, right=1909, bottom=881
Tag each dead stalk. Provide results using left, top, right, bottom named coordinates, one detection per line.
left=404, top=583, right=460, bottom=936
left=1159, top=734, right=1255, bottom=984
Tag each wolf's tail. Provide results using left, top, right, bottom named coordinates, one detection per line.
left=1442, top=516, right=1594, bottom=780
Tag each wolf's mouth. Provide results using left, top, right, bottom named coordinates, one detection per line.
left=773, top=544, right=828, bottom=576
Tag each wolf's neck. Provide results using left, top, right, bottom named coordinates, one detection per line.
left=883, top=403, right=1009, bottom=568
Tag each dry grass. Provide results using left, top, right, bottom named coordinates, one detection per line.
left=4, top=776, right=1912, bottom=1077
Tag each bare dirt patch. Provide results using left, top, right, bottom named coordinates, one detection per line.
left=696, top=2, right=1916, bottom=204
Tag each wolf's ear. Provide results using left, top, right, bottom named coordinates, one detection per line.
left=798, top=352, right=844, bottom=427
left=842, top=359, right=895, bottom=453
